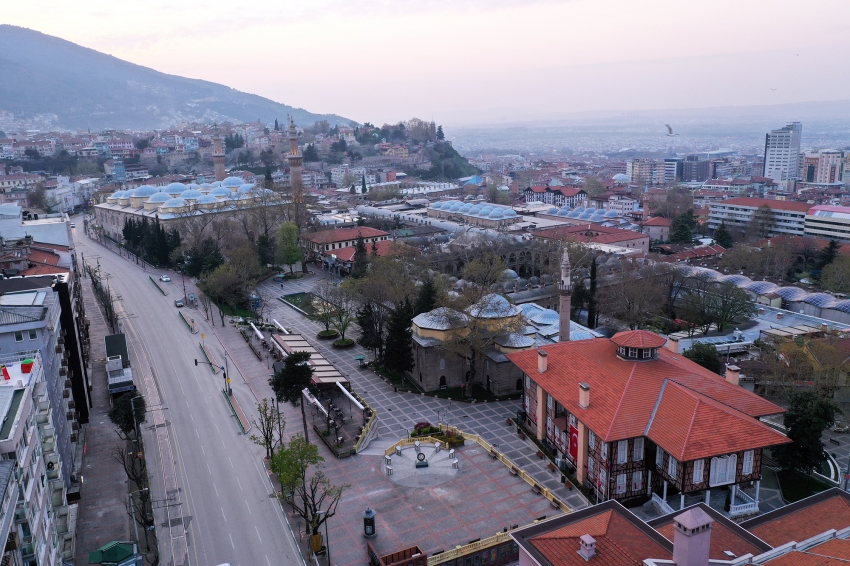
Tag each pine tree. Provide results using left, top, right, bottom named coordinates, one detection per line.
left=274, top=118, right=279, bottom=131
left=817, top=240, right=840, bottom=271
left=413, top=278, right=438, bottom=316
left=384, top=300, right=414, bottom=375
left=349, top=185, right=355, bottom=194
left=356, top=303, right=382, bottom=359
left=713, top=222, right=733, bottom=248
left=361, top=175, right=367, bottom=194
left=586, top=258, right=598, bottom=329
left=670, top=211, right=695, bottom=244
left=436, top=125, right=445, bottom=140
left=351, top=235, right=369, bottom=279
left=371, top=240, right=379, bottom=257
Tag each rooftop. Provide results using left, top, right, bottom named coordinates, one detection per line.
left=303, top=227, right=389, bottom=244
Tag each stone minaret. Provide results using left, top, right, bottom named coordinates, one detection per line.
left=287, top=116, right=303, bottom=190
left=559, top=248, right=571, bottom=342
left=212, top=135, right=226, bottom=181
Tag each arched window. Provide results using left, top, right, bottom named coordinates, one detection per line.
left=516, top=379, right=523, bottom=391
left=439, top=375, right=446, bottom=387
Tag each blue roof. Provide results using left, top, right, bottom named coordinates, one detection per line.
left=463, top=175, right=483, bottom=186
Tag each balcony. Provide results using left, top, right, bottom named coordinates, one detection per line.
left=50, top=479, right=65, bottom=509
left=13, top=504, right=27, bottom=525
left=40, top=427, right=55, bottom=455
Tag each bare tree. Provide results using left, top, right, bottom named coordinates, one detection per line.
left=250, top=398, right=286, bottom=460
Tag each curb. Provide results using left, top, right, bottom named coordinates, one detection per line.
left=222, top=389, right=250, bottom=434
left=277, top=297, right=309, bottom=317
left=149, top=276, right=168, bottom=296
left=179, top=312, right=198, bottom=334
left=199, top=343, right=220, bottom=373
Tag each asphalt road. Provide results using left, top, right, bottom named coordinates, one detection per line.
left=74, top=227, right=303, bottom=566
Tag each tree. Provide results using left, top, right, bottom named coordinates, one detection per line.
left=817, top=240, right=841, bottom=272
left=413, top=278, right=438, bottom=316
left=250, top=398, right=286, bottom=460
left=356, top=303, right=382, bottom=358
left=773, top=391, right=841, bottom=474
left=351, top=235, right=369, bottom=279
left=328, top=285, right=358, bottom=341
left=746, top=204, right=775, bottom=241
left=270, top=351, right=314, bottom=404
left=361, top=175, right=368, bottom=195
left=713, top=222, right=733, bottom=248
left=669, top=209, right=696, bottom=244
left=108, top=391, right=146, bottom=438
left=683, top=342, right=724, bottom=374
left=184, top=238, right=224, bottom=277
left=271, top=435, right=348, bottom=537
left=274, top=118, right=280, bottom=131
left=302, top=144, right=319, bottom=162
left=277, top=222, right=303, bottom=275
left=586, top=258, right=598, bottom=328
left=310, top=281, right=337, bottom=334
left=23, top=148, right=40, bottom=160
left=582, top=176, right=606, bottom=197
left=436, top=125, right=445, bottom=140
left=349, top=185, right=355, bottom=194
left=710, top=281, right=757, bottom=332
left=820, top=254, right=850, bottom=293
left=383, top=300, right=414, bottom=376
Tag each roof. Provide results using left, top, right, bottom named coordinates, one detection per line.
left=648, top=502, right=771, bottom=560
left=643, top=217, right=673, bottom=227
left=328, top=240, right=412, bottom=262
left=304, top=227, right=389, bottom=244
left=611, top=330, right=666, bottom=349
left=512, top=500, right=672, bottom=566
left=741, top=488, right=850, bottom=547
left=716, top=197, right=812, bottom=213
left=762, top=540, right=850, bottom=565
left=506, top=336, right=786, bottom=451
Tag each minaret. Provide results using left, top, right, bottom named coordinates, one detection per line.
left=559, top=248, right=572, bottom=342
left=212, top=135, right=226, bottom=181
left=287, top=116, right=303, bottom=190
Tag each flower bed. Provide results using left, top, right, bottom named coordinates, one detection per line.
left=332, top=338, right=355, bottom=349
left=317, top=330, right=339, bottom=340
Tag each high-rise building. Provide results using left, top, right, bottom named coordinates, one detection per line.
left=763, top=122, right=802, bottom=190
left=663, top=158, right=683, bottom=183
left=626, top=158, right=654, bottom=185
left=816, top=150, right=843, bottom=184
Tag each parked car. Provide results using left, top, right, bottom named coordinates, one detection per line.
left=174, top=299, right=184, bottom=308
left=70, top=223, right=76, bottom=228
left=160, top=275, right=171, bottom=282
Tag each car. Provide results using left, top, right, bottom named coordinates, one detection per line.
left=70, top=223, right=76, bottom=228
left=160, top=275, right=171, bottom=282
left=174, top=299, right=184, bottom=308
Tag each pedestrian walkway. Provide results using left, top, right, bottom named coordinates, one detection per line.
left=74, top=271, right=132, bottom=565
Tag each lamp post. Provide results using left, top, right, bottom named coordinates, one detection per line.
left=129, top=487, right=149, bottom=546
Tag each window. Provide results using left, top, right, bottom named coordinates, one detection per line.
left=547, top=395, right=553, bottom=409
left=709, top=454, right=738, bottom=486
left=569, top=414, right=576, bottom=426
left=616, top=473, right=626, bottom=494
left=598, top=469, right=607, bottom=492
left=14, top=331, right=22, bottom=342
left=688, top=456, right=704, bottom=484
left=601, top=442, right=608, bottom=459
left=524, top=395, right=530, bottom=409
left=587, top=458, right=595, bottom=479
left=642, top=348, right=653, bottom=359
left=28, top=330, right=37, bottom=340
left=668, top=456, right=678, bottom=479
left=742, top=450, right=754, bottom=475
left=617, top=440, right=628, bottom=464
left=633, top=437, right=644, bottom=461
left=632, top=471, right=643, bottom=491
left=588, top=431, right=596, bottom=450
left=656, top=447, right=664, bottom=468
left=628, top=347, right=637, bottom=358
left=525, top=376, right=530, bottom=389
left=439, top=358, right=445, bottom=370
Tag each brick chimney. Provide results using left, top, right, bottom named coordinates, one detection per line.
left=725, top=364, right=740, bottom=386
left=577, top=534, right=596, bottom=560
left=579, top=382, right=590, bottom=409
left=538, top=350, right=548, bottom=373
left=666, top=337, right=679, bottom=354
left=672, top=507, right=714, bottom=566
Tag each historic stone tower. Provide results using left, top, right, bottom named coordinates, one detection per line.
left=287, top=116, right=303, bottom=190
left=559, top=248, right=571, bottom=342
left=212, top=135, right=226, bottom=181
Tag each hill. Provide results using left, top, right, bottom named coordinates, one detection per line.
left=0, top=25, right=351, bottom=131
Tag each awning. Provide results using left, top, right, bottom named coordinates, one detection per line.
left=273, top=319, right=289, bottom=334
left=302, top=388, right=328, bottom=417
left=249, top=322, right=264, bottom=341
left=336, top=382, right=364, bottom=411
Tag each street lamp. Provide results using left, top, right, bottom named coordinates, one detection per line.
left=195, top=357, right=231, bottom=396
left=129, top=487, right=149, bottom=545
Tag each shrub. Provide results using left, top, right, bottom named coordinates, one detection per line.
left=414, top=421, right=431, bottom=430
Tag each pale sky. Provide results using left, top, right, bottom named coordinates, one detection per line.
left=5, top=0, right=850, bottom=126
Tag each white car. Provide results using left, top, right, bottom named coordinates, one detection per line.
left=160, top=275, right=171, bottom=282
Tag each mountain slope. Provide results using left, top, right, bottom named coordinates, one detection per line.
left=0, top=25, right=351, bottom=130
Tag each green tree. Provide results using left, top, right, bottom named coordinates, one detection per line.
left=669, top=209, right=696, bottom=244
left=820, top=254, right=850, bottom=293
left=713, top=222, right=733, bottom=248
left=436, top=125, right=445, bottom=140
left=328, top=285, right=358, bottom=341
left=271, top=435, right=348, bottom=537
left=817, top=240, right=841, bottom=271
left=683, top=342, right=724, bottom=374
left=773, top=391, right=841, bottom=474
left=23, top=148, right=40, bottom=160
left=349, top=185, right=355, bottom=194
left=270, top=351, right=314, bottom=404
left=413, top=278, right=438, bottom=316
left=384, top=300, right=414, bottom=376
left=276, top=222, right=303, bottom=275
left=250, top=398, right=286, bottom=460
left=274, top=118, right=280, bottom=131
left=184, top=238, right=224, bottom=277
left=302, top=144, right=319, bottom=162
left=351, top=235, right=369, bottom=279
left=356, top=303, right=382, bottom=358
left=746, top=204, right=775, bottom=241
left=108, top=391, right=146, bottom=438
left=361, top=175, right=367, bottom=194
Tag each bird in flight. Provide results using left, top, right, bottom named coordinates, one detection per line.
left=665, top=124, right=679, bottom=137
left=771, top=88, right=777, bottom=91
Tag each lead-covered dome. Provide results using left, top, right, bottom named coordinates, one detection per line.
left=146, top=192, right=171, bottom=204
left=223, top=176, right=244, bottom=188
left=132, top=185, right=158, bottom=198
left=165, top=182, right=187, bottom=195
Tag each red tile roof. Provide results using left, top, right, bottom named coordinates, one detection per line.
left=719, top=197, right=812, bottom=213
left=746, top=492, right=850, bottom=547
left=764, top=550, right=848, bottom=565
left=611, top=330, right=666, bottom=349
left=20, top=264, right=69, bottom=276
left=327, top=240, right=413, bottom=262
left=643, top=217, right=673, bottom=227
left=507, top=337, right=786, bottom=453
left=303, top=227, right=389, bottom=245
left=530, top=509, right=671, bottom=566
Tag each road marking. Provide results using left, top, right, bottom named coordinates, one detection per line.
left=255, top=525, right=262, bottom=541
left=221, top=438, right=227, bottom=450
left=200, top=444, right=205, bottom=455
left=245, top=499, right=252, bottom=515
left=236, top=477, right=242, bottom=491
left=266, top=555, right=271, bottom=566
left=215, top=423, right=220, bottom=432
left=207, top=463, right=212, bottom=475
left=190, top=414, right=194, bottom=423
left=229, top=532, right=235, bottom=549
left=195, top=428, right=199, bottom=438
left=229, top=457, right=235, bottom=469
left=221, top=506, right=227, bottom=522
left=213, top=483, right=219, bottom=497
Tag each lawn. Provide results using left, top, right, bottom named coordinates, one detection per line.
left=776, top=469, right=833, bottom=502
left=281, top=292, right=319, bottom=316
left=210, top=298, right=256, bottom=320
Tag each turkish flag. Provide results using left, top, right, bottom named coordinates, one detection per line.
left=569, top=425, right=578, bottom=460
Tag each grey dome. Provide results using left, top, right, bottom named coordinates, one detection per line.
left=547, top=207, right=559, bottom=214
left=179, top=189, right=203, bottom=200
left=162, top=198, right=186, bottom=208
left=195, top=195, right=220, bottom=205
left=209, top=187, right=233, bottom=197
left=165, top=182, right=187, bottom=195
left=238, top=184, right=255, bottom=194
left=223, top=176, right=244, bottom=188
left=132, top=185, right=158, bottom=198
left=146, top=192, right=171, bottom=204
left=431, top=202, right=443, bottom=210
left=110, top=190, right=129, bottom=199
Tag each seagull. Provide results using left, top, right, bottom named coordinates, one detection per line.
left=771, top=88, right=777, bottom=91
left=665, top=124, right=679, bottom=137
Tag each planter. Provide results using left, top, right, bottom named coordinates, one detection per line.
left=317, top=330, right=340, bottom=340
left=548, top=462, right=556, bottom=472
left=537, top=450, right=544, bottom=459
left=332, top=338, right=355, bottom=349
left=506, top=418, right=512, bottom=426
left=519, top=432, right=526, bottom=440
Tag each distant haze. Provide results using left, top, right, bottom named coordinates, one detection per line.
left=4, top=0, right=849, bottom=128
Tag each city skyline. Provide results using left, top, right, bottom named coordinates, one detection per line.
left=4, top=0, right=849, bottom=126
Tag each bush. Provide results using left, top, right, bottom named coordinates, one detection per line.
left=412, top=425, right=441, bottom=437
left=317, top=329, right=339, bottom=339
left=332, top=338, right=355, bottom=348
left=414, top=421, right=431, bottom=430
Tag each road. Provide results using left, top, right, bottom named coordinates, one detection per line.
left=74, top=227, right=303, bottom=566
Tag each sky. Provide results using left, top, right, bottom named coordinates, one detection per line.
left=5, top=0, right=850, bottom=127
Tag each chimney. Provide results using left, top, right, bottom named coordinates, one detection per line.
left=672, top=507, right=714, bottom=566
left=822, top=323, right=829, bottom=332
left=577, top=534, right=596, bottom=560
left=666, top=337, right=679, bottom=354
left=538, top=350, right=548, bottom=373
left=579, top=382, right=590, bottom=409
left=725, top=365, right=740, bottom=386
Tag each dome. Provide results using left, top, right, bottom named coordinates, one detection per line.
left=585, top=208, right=597, bottom=215
left=161, top=198, right=187, bottom=209
left=560, top=205, right=572, bottom=213
left=775, top=287, right=808, bottom=301
left=479, top=206, right=493, bottom=216
left=604, top=210, right=618, bottom=218
left=165, top=182, right=187, bottom=195
left=210, top=181, right=223, bottom=188
left=573, top=207, right=585, bottom=214
left=501, top=269, right=519, bottom=281
left=412, top=307, right=468, bottom=331
left=613, top=174, right=630, bottom=182
left=489, top=209, right=504, bottom=219
left=199, top=183, right=214, bottom=190
left=503, top=280, right=516, bottom=292
left=530, top=309, right=559, bottom=326
left=579, top=212, right=594, bottom=220
left=109, top=190, right=129, bottom=199
left=719, top=274, right=751, bottom=286
left=591, top=214, right=606, bottom=221
left=431, top=202, right=443, bottom=210
left=611, top=330, right=666, bottom=349
left=146, top=192, right=171, bottom=204
left=567, top=211, right=581, bottom=218
left=195, top=195, right=220, bottom=205
left=804, top=293, right=837, bottom=308
left=833, top=300, right=850, bottom=314
left=496, top=333, right=535, bottom=349
left=238, top=183, right=255, bottom=194
left=222, top=176, right=244, bottom=188
left=541, top=274, right=553, bottom=285
left=528, top=276, right=540, bottom=287
left=626, top=224, right=641, bottom=230
left=185, top=183, right=201, bottom=190
left=547, top=207, right=559, bottom=214
left=468, top=294, right=521, bottom=319
left=132, top=185, right=158, bottom=198
left=179, top=189, right=203, bottom=200
left=209, top=187, right=233, bottom=198
left=558, top=208, right=571, bottom=217
left=504, top=209, right=518, bottom=217
left=469, top=205, right=483, bottom=215
left=449, top=202, right=463, bottom=211
left=516, top=278, right=528, bottom=291
left=459, top=203, right=472, bottom=213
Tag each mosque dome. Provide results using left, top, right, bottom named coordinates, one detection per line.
left=132, top=185, right=158, bottom=198
left=161, top=198, right=187, bottom=209
left=165, top=182, right=187, bottom=195
left=146, top=192, right=171, bottom=204
left=431, top=202, right=443, bottom=210
left=501, top=269, right=519, bottom=281
left=547, top=207, right=559, bottom=214
left=209, top=187, right=233, bottom=198
left=195, top=195, right=220, bottom=206
left=222, top=176, right=244, bottom=188
left=238, top=184, right=255, bottom=194
left=613, top=174, right=630, bottom=182
left=604, top=210, right=618, bottom=218
left=489, top=209, right=504, bottom=219
left=179, top=189, right=203, bottom=200
left=468, top=294, right=521, bottom=319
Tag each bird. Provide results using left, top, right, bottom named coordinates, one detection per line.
left=665, top=124, right=679, bottom=137
left=771, top=88, right=777, bottom=92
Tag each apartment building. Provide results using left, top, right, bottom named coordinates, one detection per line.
left=805, top=205, right=850, bottom=242
left=707, top=197, right=811, bottom=236
left=626, top=159, right=655, bottom=185
left=763, top=122, right=802, bottom=190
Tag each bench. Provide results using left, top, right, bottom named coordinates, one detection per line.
left=386, top=466, right=393, bottom=476
left=490, top=449, right=499, bottom=459
left=532, top=484, right=542, bottom=494
left=550, top=499, right=561, bottom=509
left=510, top=467, right=519, bottom=476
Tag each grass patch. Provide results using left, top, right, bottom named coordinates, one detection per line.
left=282, top=292, right=318, bottom=316
left=777, top=469, right=833, bottom=502
left=210, top=298, right=256, bottom=320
